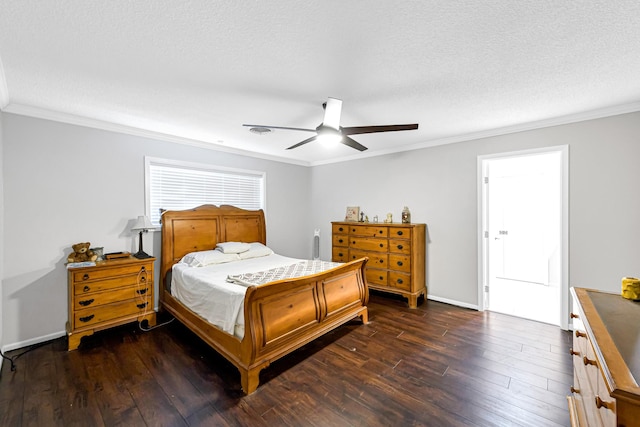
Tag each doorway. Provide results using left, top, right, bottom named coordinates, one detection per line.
left=478, top=146, right=568, bottom=328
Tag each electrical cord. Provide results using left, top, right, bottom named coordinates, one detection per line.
left=135, top=267, right=175, bottom=332
left=0, top=341, right=49, bottom=372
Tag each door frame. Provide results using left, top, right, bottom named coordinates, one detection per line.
left=477, top=145, right=569, bottom=329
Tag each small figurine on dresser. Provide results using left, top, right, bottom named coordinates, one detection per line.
left=384, top=213, right=393, bottom=223
left=67, top=242, right=97, bottom=263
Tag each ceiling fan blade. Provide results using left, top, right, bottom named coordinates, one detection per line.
left=242, top=124, right=316, bottom=133
left=322, top=98, right=342, bottom=130
left=341, top=136, right=368, bottom=152
left=286, top=135, right=318, bottom=150
left=341, top=123, right=419, bottom=135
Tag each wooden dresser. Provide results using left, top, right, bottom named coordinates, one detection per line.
left=569, top=287, right=640, bottom=426
left=332, top=221, right=426, bottom=308
left=66, top=257, right=156, bottom=350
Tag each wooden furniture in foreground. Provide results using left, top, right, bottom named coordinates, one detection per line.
left=332, top=221, right=426, bottom=308
left=568, top=287, right=640, bottom=426
left=160, top=204, right=369, bottom=394
left=67, top=257, right=156, bottom=351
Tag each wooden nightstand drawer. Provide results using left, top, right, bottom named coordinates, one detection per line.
left=74, top=299, right=151, bottom=328
left=71, top=263, right=149, bottom=283
left=73, top=285, right=151, bottom=309
left=73, top=271, right=149, bottom=295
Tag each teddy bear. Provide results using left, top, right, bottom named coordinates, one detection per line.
left=67, top=242, right=97, bottom=263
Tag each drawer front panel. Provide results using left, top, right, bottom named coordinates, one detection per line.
left=74, top=271, right=150, bottom=295
left=389, top=254, right=411, bottom=273
left=350, top=238, right=388, bottom=252
left=74, top=286, right=151, bottom=309
left=389, top=227, right=411, bottom=239
left=74, top=299, right=150, bottom=328
left=332, top=224, right=349, bottom=234
left=389, top=239, right=412, bottom=255
left=350, top=250, right=387, bottom=268
left=365, top=269, right=388, bottom=286
left=349, top=225, right=388, bottom=238
left=332, top=248, right=349, bottom=263
left=332, top=234, right=349, bottom=248
left=72, top=264, right=151, bottom=282
left=389, top=271, right=411, bottom=290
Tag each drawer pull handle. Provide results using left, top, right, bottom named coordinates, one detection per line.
left=379, top=243, right=384, bottom=248
left=570, top=386, right=580, bottom=394
left=583, top=356, right=597, bottom=367
left=339, top=227, right=343, bottom=232
left=569, top=348, right=580, bottom=356
left=379, top=259, right=384, bottom=263
left=397, top=278, right=404, bottom=284
left=78, top=299, right=94, bottom=306
left=136, top=288, right=148, bottom=295
left=397, top=245, right=403, bottom=250
left=141, top=266, right=146, bottom=272
left=339, top=253, right=344, bottom=257
left=595, top=396, right=614, bottom=411
left=397, top=231, right=403, bottom=236
left=140, top=276, right=146, bottom=283
left=379, top=276, right=384, bottom=280
left=575, top=330, right=587, bottom=338
left=79, top=314, right=94, bottom=323
left=137, top=302, right=148, bottom=309
left=338, top=239, right=344, bottom=243
left=83, top=274, right=90, bottom=281
left=83, top=286, right=90, bottom=292
left=378, top=230, right=383, bottom=234
left=397, top=261, right=403, bottom=266
left=570, top=312, right=579, bottom=319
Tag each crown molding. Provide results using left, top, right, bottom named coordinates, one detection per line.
left=2, top=103, right=311, bottom=167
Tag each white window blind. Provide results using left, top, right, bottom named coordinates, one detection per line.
left=146, top=158, right=265, bottom=225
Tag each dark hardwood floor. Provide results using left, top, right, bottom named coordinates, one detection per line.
left=0, top=293, right=573, bottom=426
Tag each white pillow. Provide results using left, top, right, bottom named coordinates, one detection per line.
left=238, top=242, right=275, bottom=260
left=215, top=241, right=251, bottom=254
left=180, top=250, right=240, bottom=267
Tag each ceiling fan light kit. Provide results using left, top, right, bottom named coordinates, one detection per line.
left=243, top=97, right=418, bottom=152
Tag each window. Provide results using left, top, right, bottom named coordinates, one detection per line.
left=145, top=157, right=265, bottom=225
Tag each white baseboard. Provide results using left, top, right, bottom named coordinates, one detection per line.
left=2, top=330, right=67, bottom=353
left=427, top=294, right=479, bottom=310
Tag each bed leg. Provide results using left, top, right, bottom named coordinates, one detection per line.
left=240, top=367, right=262, bottom=395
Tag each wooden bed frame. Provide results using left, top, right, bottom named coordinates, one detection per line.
left=160, top=204, right=369, bottom=394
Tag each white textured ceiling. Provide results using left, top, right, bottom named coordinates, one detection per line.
left=1, top=1, right=640, bottom=165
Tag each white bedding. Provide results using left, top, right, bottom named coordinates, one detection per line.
left=172, top=254, right=334, bottom=339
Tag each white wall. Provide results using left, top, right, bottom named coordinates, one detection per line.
left=1, top=113, right=312, bottom=349
left=0, top=112, right=4, bottom=358
left=310, top=112, right=640, bottom=307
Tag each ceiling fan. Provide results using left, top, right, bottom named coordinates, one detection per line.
left=243, top=97, right=419, bottom=151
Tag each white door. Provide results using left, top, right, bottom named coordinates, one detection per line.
left=483, top=151, right=563, bottom=325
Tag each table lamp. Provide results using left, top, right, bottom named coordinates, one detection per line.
left=131, top=215, right=154, bottom=259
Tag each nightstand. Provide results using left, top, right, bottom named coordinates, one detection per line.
left=66, top=256, right=156, bottom=350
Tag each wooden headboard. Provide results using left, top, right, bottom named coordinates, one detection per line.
left=160, top=204, right=266, bottom=289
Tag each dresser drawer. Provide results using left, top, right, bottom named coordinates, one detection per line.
left=73, top=285, right=151, bottom=310
left=350, top=250, right=387, bottom=268
left=332, top=224, right=349, bottom=234
left=365, top=269, right=388, bottom=286
left=332, top=247, right=349, bottom=262
left=389, top=239, right=412, bottom=255
left=389, top=271, right=411, bottom=290
left=389, top=254, right=411, bottom=272
left=332, top=234, right=349, bottom=248
left=74, top=270, right=150, bottom=295
left=349, top=225, right=388, bottom=238
left=350, top=238, right=388, bottom=252
left=71, top=263, right=150, bottom=283
left=73, top=298, right=151, bottom=329
left=389, top=227, right=411, bottom=239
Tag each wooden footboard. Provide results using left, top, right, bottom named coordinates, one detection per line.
left=160, top=205, right=369, bottom=394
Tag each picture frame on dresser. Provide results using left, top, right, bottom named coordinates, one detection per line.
left=345, top=206, right=360, bottom=222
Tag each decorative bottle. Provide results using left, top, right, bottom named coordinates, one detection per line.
left=401, top=206, right=411, bottom=224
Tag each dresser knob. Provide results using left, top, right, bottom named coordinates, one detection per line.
left=140, top=276, right=146, bottom=282
left=397, top=231, right=403, bottom=236
left=339, top=227, right=344, bottom=232
left=575, top=330, right=587, bottom=338
left=339, top=239, right=344, bottom=243
left=379, top=259, right=384, bottom=263
left=397, top=261, right=403, bottom=266
left=569, top=348, right=580, bottom=356
left=136, top=288, right=148, bottom=295
left=595, top=396, right=614, bottom=411
left=78, top=298, right=94, bottom=306
left=141, top=266, right=146, bottom=271
left=571, top=386, right=580, bottom=394
left=379, top=243, right=383, bottom=248
left=379, top=276, right=383, bottom=280
left=397, top=245, right=403, bottom=250
left=137, top=302, right=148, bottom=309
left=583, top=356, right=597, bottom=367
left=339, top=253, right=344, bottom=257
left=79, top=314, right=95, bottom=323
left=397, top=278, right=403, bottom=284
left=83, top=286, right=90, bottom=292
left=83, top=274, right=90, bottom=281
left=570, top=312, right=579, bottom=319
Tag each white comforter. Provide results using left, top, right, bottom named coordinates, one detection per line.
left=172, top=254, right=317, bottom=338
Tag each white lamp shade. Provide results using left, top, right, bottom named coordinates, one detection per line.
left=131, top=215, right=154, bottom=231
